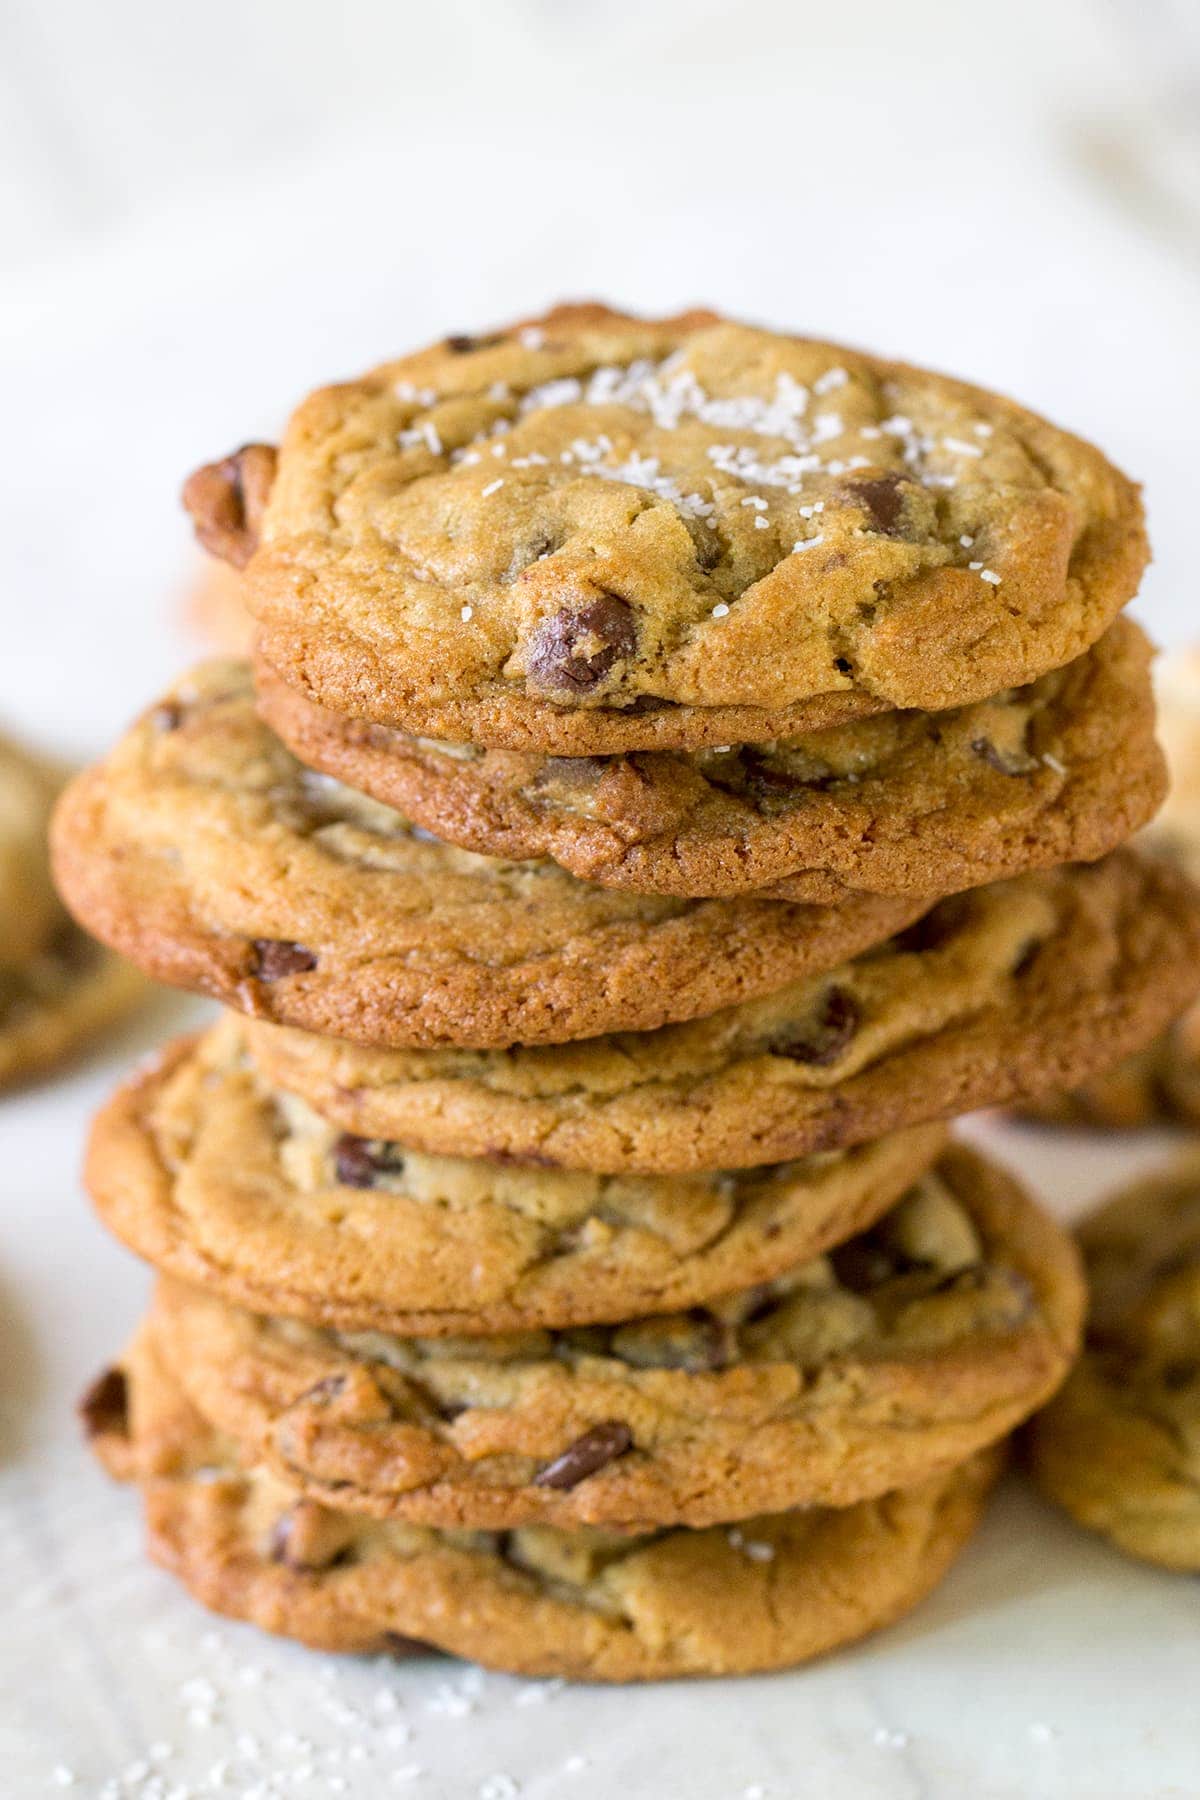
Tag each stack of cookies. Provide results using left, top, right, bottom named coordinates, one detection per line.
left=53, top=307, right=1200, bottom=1680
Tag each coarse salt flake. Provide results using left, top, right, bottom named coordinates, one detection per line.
left=481, top=479, right=504, bottom=498
left=460, top=605, right=474, bottom=622
left=792, top=534, right=826, bottom=553
left=711, top=602, right=731, bottom=618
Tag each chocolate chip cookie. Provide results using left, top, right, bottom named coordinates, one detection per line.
left=255, top=617, right=1162, bottom=902
left=0, top=919, right=147, bottom=1089
left=1029, top=1154, right=1200, bottom=1570
left=86, top=1020, right=944, bottom=1334
left=221, top=304, right=1147, bottom=754
left=87, top=1330, right=1003, bottom=1680
left=144, top=1144, right=1081, bottom=1528
left=50, top=662, right=925, bottom=1048
left=244, top=853, right=1200, bottom=1172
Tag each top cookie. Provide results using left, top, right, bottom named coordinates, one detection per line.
left=216, top=304, right=1148, bottom=752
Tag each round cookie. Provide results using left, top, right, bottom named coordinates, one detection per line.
left=0, top=729, right=68, bottom=968
left=224, top=303, right=1148, bottom=753
left=50, top=662, right=926, bottom=1049
left=1029, top=1154, right=1200, bottom=1570
left=146, top=1145, right=1082, bottom=1529
left=85, top=1021, right=945, bottom=1335
left=256, top=618, right=1163, bottom=903
left=244, top=853, right=1200, bottom=1173
left=87, top=1334, right=1004, bottom=1681
left=0, top=921, right=147, bottom=1090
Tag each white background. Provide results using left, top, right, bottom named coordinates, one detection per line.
left=2, top=1, right=1200, bottom=1795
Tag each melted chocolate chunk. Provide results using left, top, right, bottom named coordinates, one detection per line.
left=251, top=939, right=318, bottom=981
left=532, top=1420, right=634, bottom=1490
left=839, top=470, right=915, bottom=537
left=78, top=1366, right=128, bottom=1439
left=772, top=986, right=861, bottom=1066
left=333, top=1133, right=405, bottom=1189
left=526, top=595, right=638, bottom=698
left=181, top=442, right=278, bottom=569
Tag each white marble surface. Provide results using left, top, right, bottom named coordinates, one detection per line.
left=2, top=2, right=1200, bottom=1794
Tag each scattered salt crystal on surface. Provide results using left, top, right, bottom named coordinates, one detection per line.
left=754, top=515, right=769, bottom=529
left=519, top=328, right=545, bottom=349
left=514, top=1679, right=564, bottom=1706
left=960, top=534, right=974, bottom=547
left=461, top=605, right=474, bottom=621
left=1042, top=753, right=1067, bottom=775
left=711, top=602, right=731, bottom=618
left=942, top=436, right=983, bottom=457
left=792, top=534, right=826, bottom=553
left=481, top=479, right=504, bottom=498
left=980, top=569, right=1001, bottom=584
left=479, top=1777, right=520, bottom=1800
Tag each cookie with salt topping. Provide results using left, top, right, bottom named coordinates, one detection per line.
left=190, top=303, right=1147, bottom=753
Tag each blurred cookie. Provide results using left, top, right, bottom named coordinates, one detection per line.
left=1030, top=1153, right=1200, bottom=1569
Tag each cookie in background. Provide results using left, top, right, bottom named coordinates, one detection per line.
left=0, top=729, right=147, bottom=1089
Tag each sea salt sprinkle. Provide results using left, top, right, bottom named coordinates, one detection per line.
left=727, top=1526, right=776, bottom=1562
left=480, top=479, right=504, bottom=498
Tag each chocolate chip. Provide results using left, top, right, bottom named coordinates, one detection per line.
left=532, top=1420, right=633, bottom=1490
left=526, top=595, right=638, bottom=698
left=839, top=471, right=913, bottom=537
left=714, top=747, right=832, bottom=805
left=772, top=986, right=861, bottom=1066
left=971, top=737, right=1038, bottom=777
left=333, top=1133, right=404, bottom=1188
left=830, top=1237, right=922, bottom=1293
left=181, top=442, right=278, bottom=569
left=251, top=939, right=318, bottom=981
left=833, top=656, right=853, bottom=674
left=78, top=1366, right=128, bottom=1439
left=446, top=332, right=504, bottom=352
